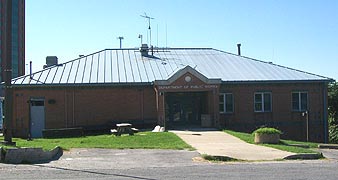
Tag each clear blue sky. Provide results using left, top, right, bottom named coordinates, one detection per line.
left=26, top=0, right=338, bottom=80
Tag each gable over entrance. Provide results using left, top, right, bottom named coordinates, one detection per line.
left=155, top=66, right=221, bottom=91
left=154, top=66, right=221, bottom=129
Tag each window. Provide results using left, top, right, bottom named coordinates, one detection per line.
left=219, top=93, right=234, bottom=113
left=254, top=92, right=272, bottom=112
left=31, top=100, right=44, bottom=106
left=292, top=92, right=308, bottom=111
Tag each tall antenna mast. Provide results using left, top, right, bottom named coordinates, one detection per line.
left=140, top=13, right=154, bottom=46
left=165, top=22, right=168, bottom=48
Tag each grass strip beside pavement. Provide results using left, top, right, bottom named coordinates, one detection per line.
left=0, top=132, right=193, bottom=151
left=224, top=130, right=319, bottom=154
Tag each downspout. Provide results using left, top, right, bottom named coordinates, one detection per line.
left=140, top=89, right=144, bottom=123
left=73, top=88, right=75, bottom=127
left=323, top=83, right=328, bottom=143
left=213, top=89, right=217, bottom=128
left=162, top=92, right=165, bottom=129
left=154, top=88, right=158, bottom=111
left=64, top=90, right=67, bottom=128
left=27, top=99, right=32, bottom=140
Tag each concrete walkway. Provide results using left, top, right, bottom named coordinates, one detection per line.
left=171, top=130, right=295, bottom=161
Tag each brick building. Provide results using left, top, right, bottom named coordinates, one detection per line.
left=10, top=45, right=333, bottom=142
left=0, top=0, right=25, bottom=81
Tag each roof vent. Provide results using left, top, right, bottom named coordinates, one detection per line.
left=140, top=44, right=149, bottom=56
left=237, top=43, right=241, bottom=56
left=44, top=56, right=58, bottom=68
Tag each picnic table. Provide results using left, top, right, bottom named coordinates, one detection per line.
left=115, top=123, right=134, bottom=136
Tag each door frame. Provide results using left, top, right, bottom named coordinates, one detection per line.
left=29, top=97, right=45, bottom=138
left=165, top=92, right=207, bottom=128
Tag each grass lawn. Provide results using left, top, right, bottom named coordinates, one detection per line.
left=224, top=130, right=319, bottom=154
left=0, top=132, right=193, bottom=151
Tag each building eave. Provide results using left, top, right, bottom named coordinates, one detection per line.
left=221, top=79, right=334, bottom=85
left=11, top=82, right=153, bottom=89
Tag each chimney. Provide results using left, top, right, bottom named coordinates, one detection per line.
left=44, top=56, right=58, bottom=68
left=237, top=43, right=241, bottom=56
left=140, top=44, right=149, bottom=56
left=151, top=45, right=154, bottom=56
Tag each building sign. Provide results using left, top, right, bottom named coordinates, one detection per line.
left=158, top=84, right=218, bottom=91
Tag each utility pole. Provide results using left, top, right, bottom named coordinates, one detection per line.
left=117, top=36, right=124, bottom=49
left=2, top=0, right=15, bottom=146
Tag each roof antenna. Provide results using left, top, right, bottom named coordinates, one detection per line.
left=140, top=13, right=154, bottom=46
left=138, top=34, right=143, bottom=45
left=27, top=60, right=45, bottom=84
left=117, top=36, right=124, bottom=49
left=30, top=61, right=33, bottom=79
left=156, top=24, right=159, bottom=48
left=165, top=22, right=168, bottom=48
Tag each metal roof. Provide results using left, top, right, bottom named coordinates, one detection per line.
left=12, top=48, right=332, bottom=86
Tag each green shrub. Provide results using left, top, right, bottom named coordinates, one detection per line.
left=329, top=124, right=338, bottom=144
left=328, top=82, right=338, bottom=144
left=252, top=127, right=282, bottom=135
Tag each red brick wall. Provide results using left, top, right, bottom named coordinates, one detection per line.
left=12, top=81, right=328, bottom=142
left=219, top=82, right=328, bottom=142
left=12, top=86, right=157, bottom=137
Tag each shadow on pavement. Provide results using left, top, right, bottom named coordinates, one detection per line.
left=32, top=164, right=158, bottom=180
left=169, top=127, right=219, bottom=132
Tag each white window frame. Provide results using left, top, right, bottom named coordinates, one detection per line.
left=219, top=93, right=234, bottom=114
left=254, top=92, right=272, bottom=112
left=292, top=91, right=308, bottom=112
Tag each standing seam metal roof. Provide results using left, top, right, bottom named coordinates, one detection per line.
left=12, top=48, right=332, bottom=85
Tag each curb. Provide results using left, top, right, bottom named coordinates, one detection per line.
left=318, top=144, right=338, bottom=149
left=284, top=153, right=323, bottom=160
left=0, top=146, right=63, bottom=164
left=288, top=144, right=310, bottom=148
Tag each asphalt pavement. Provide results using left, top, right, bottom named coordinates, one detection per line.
left=1, top=148, right=338, bottom=180
left=46, top=149, right=201, bottom=170
left=2, top=131, right=338, bottom=179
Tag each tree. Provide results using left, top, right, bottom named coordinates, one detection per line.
left=328, top=82, right=338, bottom=143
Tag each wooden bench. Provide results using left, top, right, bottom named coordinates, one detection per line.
left=42, top=127, right=84, bottom=138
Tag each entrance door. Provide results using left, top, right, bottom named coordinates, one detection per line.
left=30, top=99, right=45, bottom=138
left=165, top=92, right=207, bottom=128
